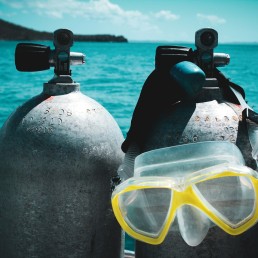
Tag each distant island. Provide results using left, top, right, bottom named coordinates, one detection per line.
left=0, top=19, right=128, bottom=43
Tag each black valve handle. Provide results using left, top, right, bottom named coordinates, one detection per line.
left=15, top=43, right=50, bottom=72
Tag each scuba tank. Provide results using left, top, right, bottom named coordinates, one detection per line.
left=119, top=28, right=258, bottom=258
left=0, top=29, right=124, bottom=258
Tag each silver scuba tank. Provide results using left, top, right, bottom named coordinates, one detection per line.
left=0, top=29, right=124, bottom=258
left=121, top=28, right=258, bottom=258
left=134, top=85, right=258, bottom=258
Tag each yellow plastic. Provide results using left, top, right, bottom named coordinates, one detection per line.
left=112, top=166, right=258, bottom=245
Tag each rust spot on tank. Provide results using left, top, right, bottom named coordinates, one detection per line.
left=232, top=115, right=239, bottom=121
left=45, top=96, right=54, bottom=102
left=195, top=116, right=200, bottom=122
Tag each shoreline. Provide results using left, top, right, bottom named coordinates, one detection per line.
left=0, top=18, right=128, bottom=43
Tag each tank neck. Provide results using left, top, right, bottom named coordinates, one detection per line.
left=193, top=78, right=224, bottom=103
left=43, top=82, right=80, bottom=95
left=194, top=87, right=224, bottom=103
left=43, top=75, right=80, bottom=95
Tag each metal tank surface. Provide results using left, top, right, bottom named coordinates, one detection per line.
left=0, top=29, right=124, bottom=258
left=121, top=29, right=258, bottom=258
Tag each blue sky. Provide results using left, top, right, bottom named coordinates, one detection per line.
left=0, top=0, right=258, bottom=42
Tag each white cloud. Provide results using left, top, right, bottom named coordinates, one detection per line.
left=197, top=13, right=226, bottom=24
left=1, top=0, right=158, bottom=32
left=0, top=0, right=23, bottom=8
left=1, top=0, right=185, bottom=38
left=154, top=10, right=180, bottom=21
left=6, top=0, right=148, bottom=23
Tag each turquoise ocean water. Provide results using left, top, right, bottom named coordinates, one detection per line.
left=0, top=41, right=258, bottom=251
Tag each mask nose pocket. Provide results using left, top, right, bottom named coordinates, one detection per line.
left=176, top=205, right=211, bottom=246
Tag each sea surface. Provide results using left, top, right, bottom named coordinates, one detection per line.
left=0, top=41, right=258, bottom=251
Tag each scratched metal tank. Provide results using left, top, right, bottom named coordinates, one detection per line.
left=0, top=30, right=124, bottom=258
left=134, top=84, right=258, bottom=258
left=124, top=29, right=258, bottom=258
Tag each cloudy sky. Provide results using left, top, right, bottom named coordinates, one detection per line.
left=0, top=0, right=257, bottom=42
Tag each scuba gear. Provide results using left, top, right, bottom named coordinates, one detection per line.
left=0, top=29, right=124, bottom=258
left=115, top=28, right=258, bottom=257
left=112, top=141, right=258, bottom=245
left=121, top=43, right=246, bottom=155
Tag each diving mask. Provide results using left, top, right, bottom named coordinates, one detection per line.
left=111, top=141, right=258, bottom=246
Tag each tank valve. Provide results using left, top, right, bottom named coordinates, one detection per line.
left=15, top=29, right=85, bottom=76
left=195, top=28, right=230, bottom=77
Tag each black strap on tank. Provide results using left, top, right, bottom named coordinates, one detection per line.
left=244, top=109, right=258, bottom=124
left=121, top=46, right=193, bottom=152
left=213, top=68, right=246, bottom=105
left=226, top=85, right=258, bottom=169
left=243, top=108, right=258, bottom=169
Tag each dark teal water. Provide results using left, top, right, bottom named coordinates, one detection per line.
left=0, top=41, right=258, bottom=251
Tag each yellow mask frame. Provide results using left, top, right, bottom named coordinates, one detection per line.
left=111, top=164, right=258, bottom=245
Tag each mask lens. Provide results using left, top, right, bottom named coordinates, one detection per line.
left=118, top=188, right=172, bottom=238
left=194, top=176, right=255, bottom=227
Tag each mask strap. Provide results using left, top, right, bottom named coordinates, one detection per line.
left=229, top=85, right=258, bottom=165
left=119, top=142, right=140, bottom=181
